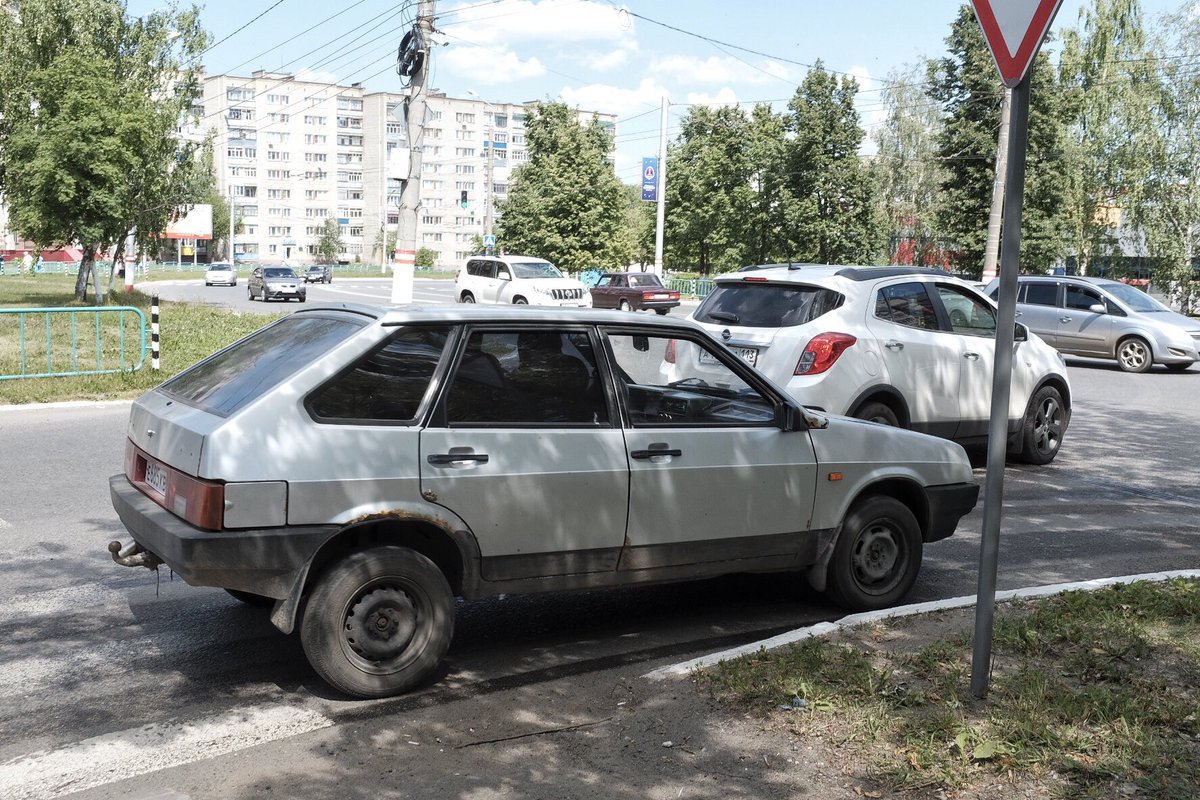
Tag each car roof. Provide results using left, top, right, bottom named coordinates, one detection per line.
left=292, top=303, right=707, bottom=330
left=716, top=264, right=956, bottom=284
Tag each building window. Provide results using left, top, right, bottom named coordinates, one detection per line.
left=349, top=226, right=364, bottom=237
left=492, top=132, right=508, bottom=143
left=268, top=207, right=291, bottom=217
left=268, top=226, right=292, bottom=237
left=455, top=181, right=475, bottom=191
left=455, top=112, right=476, bottom=123
left=266, top=132, right=290, bottom=143
left=337, top=97, right=364, bottom=111
left=229, top=166, right=257, bottom=177
left=337, top=153, right=363, bottom=164
left=267, top=150, right=290, bottom=161
left=227, top=108, right=254, bottom=121
left=240, top=205, right=259, bottom=217
left=232, top=185, right=257, bottom=197
left=305, top=134, right=327, bottom=144
left=456, top=147, right=476, bottom=157
left=267, top=169, right=291, bottom=179
left=304, top=170, right=327, bottom=181
left=227, top=88, right=255, bottom=101
left=456, top=165, right=475, bottom=174
left=306, top=189, right=329, bottom=200
left=337, top=135, right=363, bottom=147
left=267, top=189, right=291, bottom=199
left=306, top=152, right=328, bottom=163
left=266, top=94, right=289, bottom=104
left=422, top=232, right=443, bottom=242
left=268, top=113, right=289, bottom=123
left=268, top=244, right=278, bottom=254
left=307, top=208, right=329, bottom=218
left=304, top=115, right=326, bottom=126
left=421, top=215, right=443, bottom=225
left=337, top=116, right=363, bottom=129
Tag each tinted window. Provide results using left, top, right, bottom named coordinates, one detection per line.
left=445, top=329, right=607, bottom=425
left=936, top=286, right=996, bottom=338
left=695, top=283, right=843, bottom=328
left=309, top=326, right=452, bottom=422
left=1022, top=282, right=1058, bottom=307
left=1064, top=286, right=1103, bottom=311
left=467, top=260, right=491, bottom=277
left=510, top=260, right=563, bottom=279
left=875, top=283, right=939, bottom=330
left=264, top=268, right=297, bottom=278
left=161, top=314, right=367, bottom=416
left=606, top=332, right=775, bottom=426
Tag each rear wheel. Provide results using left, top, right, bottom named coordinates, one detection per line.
left=248, top=286, right=255, bottom=300
left=1012, top=385, right=1065, bottom=465
left=300, top=546, right=455, bottom=698
left=826, top=496, right=922, bottom=611
left=460, top=292, right=475, bottom=303
left=853, top=401, right=899, bottom=427
left=655, top=308, right=670, bottom=316
left=618, top=299, right=632, bottom=312
left=1116, top=336, right=1152, bottom=373
left=513, top=297, right=528, bottom=305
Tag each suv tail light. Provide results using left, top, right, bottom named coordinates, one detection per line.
left=795, top=333, right=857, bottom=375
left=664, top=339, right=676, bottom=364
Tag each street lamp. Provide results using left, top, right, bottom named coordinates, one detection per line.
left=466, top=90, right=495, bottom=255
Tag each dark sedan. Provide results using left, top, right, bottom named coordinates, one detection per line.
left=589, top=272, right=681, bottom=314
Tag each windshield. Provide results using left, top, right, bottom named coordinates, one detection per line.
left=511, top=260, right=563, bottom=279
left=161, top=314, right=368, bottom=416
left=265, top=268, right=298, bottom=279
left=695, top=283, right=844, bottom=327
left=1102, top=282, right=1170, bottom=312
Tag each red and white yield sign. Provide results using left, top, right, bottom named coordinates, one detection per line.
left=970, top=0, right=1064, bottom=87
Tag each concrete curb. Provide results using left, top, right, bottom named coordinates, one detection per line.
left=644, top=569, right=1200, bottom=679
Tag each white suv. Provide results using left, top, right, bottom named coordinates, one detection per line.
left=455, top=255, right=591, bottom=307
left=671, top=265, right=1072, bottom=464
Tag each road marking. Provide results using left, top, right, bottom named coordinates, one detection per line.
left=645, top=569, right=1200, bottom=679
left=0, top=582, right=129, bottom=625
left=0, top=518, right=10, bottom=529
left=0, top=703, right=333, bottom=800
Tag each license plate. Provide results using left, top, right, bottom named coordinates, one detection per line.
left=144, top=460, right=168, bottom=498
left=651, top=293, right=670, bottom=299
left=701, top=345, right=758, bottom=368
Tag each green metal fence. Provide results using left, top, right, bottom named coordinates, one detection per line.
left=665, top=278, right=716, bottom=299
left=0, top=307, right=148, bottom=380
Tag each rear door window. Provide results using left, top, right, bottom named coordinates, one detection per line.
left=694, top=283, right=843, bottom=327
left=874, top=282, right=939, bottom=330
left=1022, top=282, right=1059, bottom=307
left=160, top=313, right=368, bottom=416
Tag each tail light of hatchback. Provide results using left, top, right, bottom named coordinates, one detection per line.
left=126, top=440, right=226, bottom=531
left=795, top=333, right=857, bottom=375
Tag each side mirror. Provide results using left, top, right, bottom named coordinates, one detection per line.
left=777, top=404, right=806, bottom=432
left=498, top=271, right=511, bottom=281
left=1015, top=322, right=1029, bottom=342
left=1089, top=303, right=1106, bottom=314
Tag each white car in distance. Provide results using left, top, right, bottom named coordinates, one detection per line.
left=455, top=255, right=591, bottom=307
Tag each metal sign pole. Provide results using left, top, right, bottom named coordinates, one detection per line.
left=970, top=73, right=1030, bottom=699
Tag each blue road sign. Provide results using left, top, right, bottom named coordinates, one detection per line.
left=641, top=157, right=658, bottom=201
left=483, top=234, right=496, bottom=247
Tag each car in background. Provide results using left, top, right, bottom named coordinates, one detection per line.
left=304, top=264, right=333, bottom=284
left=107, top=303, right=978, bottom=698
left=248, top=265, right=306, bottom=303
left=455, top=255, right=590, bottom=307
left=984, top=275, right=1200, bottom=373
left=674, top=264, right=1072, bottom=464
left=204, top=262, right=237, bottom=287
left=589, top=271, right=681, bottom=315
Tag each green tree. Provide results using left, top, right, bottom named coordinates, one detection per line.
left=742, top=104, right=792, bottom=265
left=664, top=105, right=757, bottom=274
left=783, top=63, right=885, bottom=265
left=1132, top=8, right=1200, bottom=309
left=929, top=5, right=1068, bottom=276
left=415, top=247, right=437, bottom=268
left=497, top=102, right=628, bottom=272
left=316, top=217, right=343, bottom=263
left=373, top=228, right=398, bottom=262
left=872, top=62, right=948, bottom=265
left=1058, top=0, right=1155, bottom=276
left=0, top=0, right=208, bottom=302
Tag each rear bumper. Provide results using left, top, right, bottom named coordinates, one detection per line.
left=109, top=474, right=336, bottom=599
left=924, top=481, right=980, bottom=542
left=639, top=299, right=681, bottom=311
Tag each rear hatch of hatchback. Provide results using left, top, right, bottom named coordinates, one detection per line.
left=687, top=276, right=846, bottom=384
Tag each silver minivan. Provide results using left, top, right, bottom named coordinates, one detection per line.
left=987, top=276, right=1200, bottom=373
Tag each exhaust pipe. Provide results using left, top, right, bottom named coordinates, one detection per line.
left=107, top=540, right=164, bottom=569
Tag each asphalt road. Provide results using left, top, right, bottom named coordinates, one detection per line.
left=0, top=295, right=1198, bottom=798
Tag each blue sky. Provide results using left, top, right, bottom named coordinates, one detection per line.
left=127, top=0, right=1182, bottom=183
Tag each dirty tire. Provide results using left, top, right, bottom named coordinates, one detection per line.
left=1012, top=384, right=1066, bottom=465
left=460, top=292, right=475, bottom=303
left=853, top=401, right=899, bottom=427
left=619, top=299, right=632, bottom=312
left=1116, top=336, right=1152, bottom=373
left=655, top=308, right=670, bottom=316
left=301, top=546, right=454, bottom=699
left=826, top=496, right=922, bottom=612
left=248, top=286, right=255, bottom=301
left=1165, top=362, right=1192, bottom=372
left=226, top=588, right=275, bottom=607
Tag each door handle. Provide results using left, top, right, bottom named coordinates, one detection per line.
left=1059, top=316, right=1072, bottom=323
left=884, top=340, right=904, bottom=350
left=427, top=453, right=489, bottom=465
left=964, top=352, right=980, bottom=361
left=1014, top=310, right=1023, bottom=318
left=631, top=447, right=682, bottom=459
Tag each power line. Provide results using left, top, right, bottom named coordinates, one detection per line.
left=202, top=0, right=290, bottom=56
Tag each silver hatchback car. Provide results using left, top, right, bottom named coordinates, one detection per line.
left=108, top=305, right=978, bottom=698
left=987, top=275, right=1200, bottom=373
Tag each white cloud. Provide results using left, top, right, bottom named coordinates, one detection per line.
left=558, top=77, right=667, bottom=117
left=651, top=55, right=788, bottom=86
left=441, top=45, right=546, bottom=85
left=295, top=68, right=339, bottom=84
left=684, top=87, right=740, bottom=108
left=439, top=0, right=631, bottom=46
left=579, top=45, right=634, bottom=72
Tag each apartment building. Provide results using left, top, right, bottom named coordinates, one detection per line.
left=200, top=72, right=617, bottom=269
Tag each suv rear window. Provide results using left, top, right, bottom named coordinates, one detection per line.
left=694, top=283, right=843, bottom=327
left=160, top=313, right=368, bottom=416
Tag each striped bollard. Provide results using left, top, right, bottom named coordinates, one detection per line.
left=151, top=295, right=160, bottom=370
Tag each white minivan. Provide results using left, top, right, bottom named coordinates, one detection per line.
left=455, top=255, right=591, bottom=307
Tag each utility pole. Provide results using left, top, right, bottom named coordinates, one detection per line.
left=228, top=191, right=236, bottom=263
left=653, top=96, right=668, bottom=276
left=380, top=99, right=388, bottom=275
left=981, top=88, right=1011, bottom=282
left=485, top=114, right=495, bottom=255
left=391, top=0, right=433, bottom=304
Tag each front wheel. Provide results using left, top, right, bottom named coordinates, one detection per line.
left=300, top=546, right=455, bottom=698
left=1012, top=385, right=1066, bottom=465
left=1116, top=336, right=1152, bottom=373
left=460, top=292, right=475, bottom=304
left=825, top=496, right=922, bottom=611
left=261, top=287, right=270, bottom=302
left=513, top=297, right=528, bottom=305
